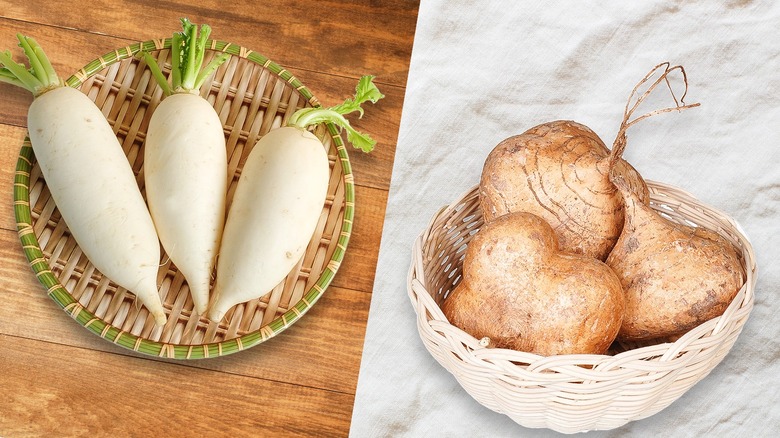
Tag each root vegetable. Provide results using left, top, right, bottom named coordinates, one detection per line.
left=1, top=35, right=166, bottom=325
left=207, top=76, right=384, bottom=322
left=606, top=176, right=745, bottom=341
left=140, top=19, right=230, bottom=315
left=440, top=212, right=625, bottom=356
left=480, top=120, right=646, bottom=260
left=479, top=63, right=699, bottom=261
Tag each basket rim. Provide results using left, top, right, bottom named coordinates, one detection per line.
left=13, top=37, right=355, bottom=359
left=409, top=180, right=757, bottom=369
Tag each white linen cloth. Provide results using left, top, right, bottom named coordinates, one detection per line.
left=351, top=1, right=780, bottom=436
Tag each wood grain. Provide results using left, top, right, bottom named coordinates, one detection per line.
left=0, top=1, right=417, bottom=435
left=0, top=334, right=355, bottom=437
left=0, top=124, right=22, bottom=231
left=1, top=1, right=417, bottom=86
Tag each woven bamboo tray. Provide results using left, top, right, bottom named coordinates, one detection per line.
left=408, top=181, right=756, bottom=434
left=13, top=38, right=353, bottom=359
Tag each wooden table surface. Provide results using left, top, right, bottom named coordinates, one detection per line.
left=0, top=1, right=418, bottom=436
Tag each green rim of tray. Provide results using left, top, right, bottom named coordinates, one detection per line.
left=13, top=38, right=355, bottom=359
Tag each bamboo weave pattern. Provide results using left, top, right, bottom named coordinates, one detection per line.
left=408, top=182, right=756, bottom=433
left=14, top=39, right=353, bottom=359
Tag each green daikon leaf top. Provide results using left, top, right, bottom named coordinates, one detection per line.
left=140, top=18, right=230, bottom=96
left=0, top=34, right=62, bottom=96
left=289, top=75, right=385, bottom=153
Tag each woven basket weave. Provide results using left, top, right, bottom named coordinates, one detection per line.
left=408, top=181, right=756, bottom=433
left=13, top=38, right=353, bottom=359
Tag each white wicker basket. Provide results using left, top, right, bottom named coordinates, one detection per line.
left=408, top=181, right=756, bottom=434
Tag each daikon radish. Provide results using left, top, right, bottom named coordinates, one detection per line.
left=140, top=19, right=230, bottom=315
left=1, top=35, right=166, bottom=325
left=207, top=76, right=384, bottom=322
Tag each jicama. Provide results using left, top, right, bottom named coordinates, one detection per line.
left=1, top=35, right=167, bottom=325
left=479, top=63, right=699, bottom=261
left=207, top=76, right=384, bottom=322
left=140, top=19, right=230, bottom=315
left=606, top=175, right=744, bottom=341
left=440, top=211, right=624, bottom=356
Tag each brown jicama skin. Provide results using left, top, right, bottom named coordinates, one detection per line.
left=479, top=62, right=699, bottom=261
left=480, top=120, right=648, bottom=260
left=441, top=212, right=625, bottom=356
left=606, top=176, right=745, bottom=341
